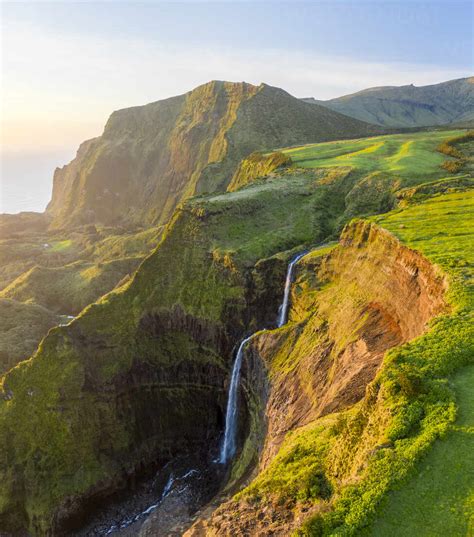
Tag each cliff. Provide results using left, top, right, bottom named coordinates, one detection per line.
left=0, top=163, right=358, bottom=534
left=46, top=81, right=382, bottom=229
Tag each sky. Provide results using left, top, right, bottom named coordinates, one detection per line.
left=1, top=0, right=473, bottom=213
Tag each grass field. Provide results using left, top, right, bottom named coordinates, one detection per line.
left=362, top=190, right=474, bottom=536
left=281, top=130, right=465, bottom=186
left=367, top=365, right=474, bottom=536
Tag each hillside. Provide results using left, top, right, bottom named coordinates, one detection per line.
left=0, top=225, right=162, bottom=374
left=0, top=299, right=60, bottom=375
left=46, top=81, right=382, bottom=230
left=0, top=128, right=472, bottom=535
left=304, top=77, right=474, bottom=128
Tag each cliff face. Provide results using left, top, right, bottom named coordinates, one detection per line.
left=185, top=220, right=448, bottom=536
left=0, top=164, right=351, bottom=534
left=254, top=221, right=447, bottom=466
left=46, top=81, right=381, bottom=229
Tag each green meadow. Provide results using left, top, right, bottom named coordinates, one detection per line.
left=364, top=190, right=474, bottom=536
left=282, top=130, right=465, bottom=185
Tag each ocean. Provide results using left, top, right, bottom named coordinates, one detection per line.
left=0, top=149, right=75, bottom=214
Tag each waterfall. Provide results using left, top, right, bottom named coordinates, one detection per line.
left=219, top=251, right=306, bottom=464
left=219, top=334, right=254, bottom=464
left=277, top=252, right=306, bottom=327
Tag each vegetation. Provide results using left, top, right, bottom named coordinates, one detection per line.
left=437, top=130, right=474, bottom=174
left=294, top=190, right=473, bottom=535
left=227, top=151, right=292, bottom=192
left=0, top=256, right=143, bottom=314
left=241, top=416, right=337, bottom=502
left=0, top=299, right=59, bottom=374
left=366, top=365, right=473, bottom=536
left=0, top=225, right=162, bottom=311
left=282, top=130, right=465, bottom=183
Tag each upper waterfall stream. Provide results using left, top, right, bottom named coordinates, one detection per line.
left=219, top=251, right=306, bottom=464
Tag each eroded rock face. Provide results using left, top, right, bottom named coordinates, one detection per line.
left=187, top=220, right=447, bottom=536
left=257, top=221, right=447, bottom=466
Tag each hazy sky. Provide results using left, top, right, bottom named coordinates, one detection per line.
left=1, top=0, right=473, bottom=212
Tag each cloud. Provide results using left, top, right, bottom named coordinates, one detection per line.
left=1, top=19, right=471, bottom=151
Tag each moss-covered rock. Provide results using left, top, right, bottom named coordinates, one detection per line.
left=0, top=299, right=60, bottom=374
left=227, top=152, right=292, bottom=192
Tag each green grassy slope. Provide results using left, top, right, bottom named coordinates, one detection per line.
left=0, top=256, right=142, bottom=314
left=0, top=224, right=161, bottom=306
left=361, top=190, right=474, bottom=537
left=367, top=365, right=473, bottom=537
left=0, top=299, right=60, bottom=374
left=282, top=130, right=464, bottom=183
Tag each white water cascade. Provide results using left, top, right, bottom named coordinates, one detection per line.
left=219, top=251, right=306, bottom=464
left=277, top=251, right=306, bottom=327
left=219, top=334, right=254, bottom=463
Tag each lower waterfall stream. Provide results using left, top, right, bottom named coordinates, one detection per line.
left=82, top=251, right=306, bottom=535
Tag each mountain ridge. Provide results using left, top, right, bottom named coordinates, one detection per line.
left=304, top=76, right=474, bottom=127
